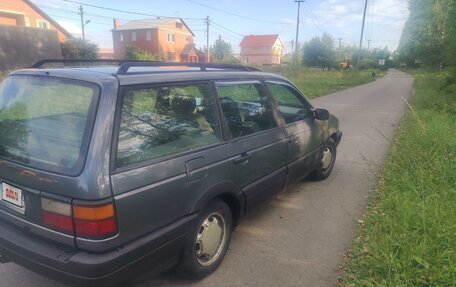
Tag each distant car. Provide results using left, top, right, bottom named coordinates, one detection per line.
left=0, top=60, right=341, bottom=286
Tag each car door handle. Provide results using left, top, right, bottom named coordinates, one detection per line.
left=233, top=153, right=252, bottom=164
left=288, top=135, right=300, bottom=144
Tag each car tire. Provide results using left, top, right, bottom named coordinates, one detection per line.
left=310, top=138, right=337, bottom=180
left=176, top=199, right=232, bottom=279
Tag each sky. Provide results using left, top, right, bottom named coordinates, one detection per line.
left=32, top=0, right=410, bottom=53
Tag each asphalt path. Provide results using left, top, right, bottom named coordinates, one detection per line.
left=0, top=69, right=414, bottom=287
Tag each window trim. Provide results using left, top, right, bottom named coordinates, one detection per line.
left=36, top=19, right=50, bottom=29
left=167, top=33, right=175, bottom=42
left=146, top=30, right=151, bottom=41
left=265, top=80, right=314, bottom=126
left=131, top=31, right=136, bottom=41
left=213, top=80, right=282, bottom=141
left=111, top=81, right=223, bottom=172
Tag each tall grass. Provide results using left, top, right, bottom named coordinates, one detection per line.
left=339, top=72, right=456, bottom=287
left=263, top=65, right=381, bottom=99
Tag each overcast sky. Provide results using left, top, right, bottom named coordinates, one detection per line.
left=32, top=0, right=410, bottom=53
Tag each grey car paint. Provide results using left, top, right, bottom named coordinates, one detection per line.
left=0, top=65, right=341, bottom=285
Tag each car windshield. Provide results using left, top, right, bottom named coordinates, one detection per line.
left=0, top=75, right=99, bottom=175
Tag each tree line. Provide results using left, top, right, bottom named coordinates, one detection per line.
left=398, top=0, right=455, bottom=70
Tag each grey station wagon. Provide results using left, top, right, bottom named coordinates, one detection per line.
left=0, top=60, right=341, bottom=286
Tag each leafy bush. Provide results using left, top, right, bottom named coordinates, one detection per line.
left=61, top=39, right=98, bottom=59
left=124, top=47, right=161, bottom=61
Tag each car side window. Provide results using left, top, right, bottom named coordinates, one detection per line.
left=116, top=83, right=221, bottom=167
left=266, top=82, right=312, bottom=124
left=215, top=81, right=277, bottom=138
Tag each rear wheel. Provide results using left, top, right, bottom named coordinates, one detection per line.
left=176, top=199, right=232, bottom=278
left=311, top=138, right=337, bottom=180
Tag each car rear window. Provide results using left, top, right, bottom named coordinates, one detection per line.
left=0, top=75, right=99, bottom=175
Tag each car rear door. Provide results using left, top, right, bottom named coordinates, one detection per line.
left=110, top=82, right=230, bottom=244
left=265, top=81, right=323, bottom=185
left=214, top=80, right=287, bottom=211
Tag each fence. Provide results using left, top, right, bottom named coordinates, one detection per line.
left=0, top=24, right=62, bottom=71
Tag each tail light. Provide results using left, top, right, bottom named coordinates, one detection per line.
left=73, top=203, right=117, bottom=239
left=41, top=198, right=73, bottom=234
left=41, top=198, right=117, bottom=240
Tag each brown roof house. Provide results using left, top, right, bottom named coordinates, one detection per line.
left=239, top=34, right=284, bottom=65
left=0, top=0, right=72, bottom=42
left=112, top=18, right=199, bottom=62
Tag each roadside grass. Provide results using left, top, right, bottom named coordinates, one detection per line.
left=339, top=72, right=456, bottom=287
left=263, top=65, right=382, bottom=99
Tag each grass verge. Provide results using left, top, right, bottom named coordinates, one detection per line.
left=263, top=65, right=383, bottom=99
left=339, top=71, right=456, bottom=287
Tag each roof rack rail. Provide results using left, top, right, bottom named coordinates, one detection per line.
left=29, top=59, right=261, bottom=74
left=29, top=59, right=160, bottom=68
left=116, top=62, right=260, bottom=75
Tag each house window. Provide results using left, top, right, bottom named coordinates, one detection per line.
left=36, top=19, right=49, bottom=29
left=167, top=52, right=175, bottom=62
left=167, top=33, right=175, bottom=42
left=176, top=22, right=183, bottom=29
left=119, top=33, right=124, bottom=42
left=132, top=31, right=136, bottom=41
left=146, top=31, right=151, bottom=41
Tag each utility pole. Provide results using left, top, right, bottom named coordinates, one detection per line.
left=367, top=39, right=371, bottom=50
left=291, top=39, right=295, bottom=55
left=338, top=37, right=342, bottom=49
left=294, top=0, right=305, bottom=64
left=78, top=5, right=85, bottom=41
left=205, top=16, right=210, bottom=63
left=357, top=0, right=368, bottom=65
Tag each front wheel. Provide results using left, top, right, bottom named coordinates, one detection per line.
left=176, top=199, right=232, bottom=279
left=310, top=139, right=337, bottom=180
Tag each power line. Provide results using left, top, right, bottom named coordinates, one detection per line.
left=211, top=21, right=243, bottom=38
left=186, top=0, right=289, bottom=25
left=61, top=0, right=204, bottom=20
left=304, top=2, right=327, bottom=34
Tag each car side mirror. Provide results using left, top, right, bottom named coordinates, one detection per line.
left=314, top=108, right=330, bottom=120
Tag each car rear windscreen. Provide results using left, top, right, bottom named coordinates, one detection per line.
left=0, top=75, right=99, bottom=176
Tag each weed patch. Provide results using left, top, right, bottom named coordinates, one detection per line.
left=339, top=72, right=456, bottom=287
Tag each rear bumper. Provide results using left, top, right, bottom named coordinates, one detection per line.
left=0, top=214, right=197, bottom=286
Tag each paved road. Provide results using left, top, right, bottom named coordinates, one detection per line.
left=0, top=69, right=414, bottom=287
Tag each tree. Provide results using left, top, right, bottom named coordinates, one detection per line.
left=302, top=33, right=337, bottom=69
left=61, top=39, right=98, bottom=59
left=398, top=0, right=454, bottom=69
left=124, top=47, right=162, bottom=61
left=211, top=37, right=239, bottom=63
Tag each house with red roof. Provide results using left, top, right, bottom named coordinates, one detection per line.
left=0, top=0, right=72, bottom=42
left=112, top=18, right=199, bottom=62
left=239, top=34, right=284, bottom=65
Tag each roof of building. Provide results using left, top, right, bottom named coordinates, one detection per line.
left=181, top=44, right=196, bottom=56
left=113, top=17, right=195, bottom=36
left=239, top=34, right=283, bottom=47
left=23, top=0, right=73, bottom=39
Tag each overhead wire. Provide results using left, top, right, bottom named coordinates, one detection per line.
left=304, top=2, right=327, bottom=34
left=185, top=0, right=290, bottom=25
left=211, top=21, right=243, bottom=38
left=61, top=0, right=204, bottom=20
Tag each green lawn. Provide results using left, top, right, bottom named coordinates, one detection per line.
left=263, top=65, right=382, bottom=99
left=339, top=72, right=456, bottom=287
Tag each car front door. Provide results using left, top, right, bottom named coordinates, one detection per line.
left=215, top=81, right=287, bottom=211
left=266, top=81, right=323, bottom=185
